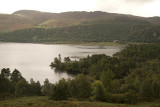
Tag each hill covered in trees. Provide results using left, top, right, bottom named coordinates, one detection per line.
left=50, top=44, right=160, bottom=104
left=0, top=10, right=160, bottom=43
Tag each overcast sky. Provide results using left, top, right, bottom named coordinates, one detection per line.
left=0, top=0, right=160, bottom=17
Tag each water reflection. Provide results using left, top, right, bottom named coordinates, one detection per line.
left=53, top=68, right=77, bottom=76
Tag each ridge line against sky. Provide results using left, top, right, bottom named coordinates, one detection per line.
left=0, top=0, right=160, bottom=17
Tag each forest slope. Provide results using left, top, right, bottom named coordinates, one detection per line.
left=0, top=10, right=160, bottom=43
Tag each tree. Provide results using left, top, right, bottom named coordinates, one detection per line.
left=29, top=78, right=41, bottom=95
left=41, top=79, right=52, bottom=96
left=64, top=57, right=71, bottom=63
left=50, top=78, right=70, bottom=100
left=140, top=79, right=153, bottom=98
left=91, top=81, right=107, bottom=101
left=1, top=68, right=10, bottom=79
left=89, top=64, right=101, bottom=79
left=15, top=79, right=29, bottom=95
left=10, top=69, right=23, bottom=83
left=70, top=74, right=92, bottom=99
left=124, top=89, right=138, bottom=104
left=152, top=78, right=160, bottom=98
left=0, top=74, right=11, bottom=93
left=58, top=54, right=62, bottom=62
left=50, top=57, right=61, bottom=68
left=100, top=70, right=114, bottom=92
left=65, top=61, right=79, bottom=73
left=10, top=69, right=24, bottom=92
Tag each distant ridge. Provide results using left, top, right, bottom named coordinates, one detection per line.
left=0, top=9, right=159, bottom=32
left=0, top=10, right=160, bottom=43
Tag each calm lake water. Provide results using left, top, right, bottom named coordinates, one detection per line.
left=0, top=43, right=122, bottom=84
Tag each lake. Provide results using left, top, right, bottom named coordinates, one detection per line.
left=0, top=43, right=122, bottom=84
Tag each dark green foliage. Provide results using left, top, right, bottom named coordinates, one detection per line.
left=91, top=81, right=107, bottom=101
left=0, top=68, right=42, bottom=100
left=152, top=78, right=160, bottom=98
left=10, top=69, right=23, bottom=84
left=51, top=54, right=119, bottom=74
left=114, top=44, right=160, bottom=60
left=15, top=79, right=29, bottom=95
left=124, top=90, right=138, bottom=104
left=64, top=57, right=71, bottom=62
left=109, top=94, right=125, bottom=103
left=122, top=59, right=160, bottom=99
left=51, top=44, right=160, bottom=104
left=51, top=53, right=136, bottom=79
left=0, top=20, right=160, bottom=43
left=50, top=78, right=70, bottom=100
left=0, top=69, right=23, bottom=94
left=140, top=79, right=153, bottom=98
left=49, top=74, right=92, bottom=100
left=29, top=79, right=41, bottom=95
left=1, top=68, right=10, bottom=79
left=100, top=71, right=114, bottom=92
left=69, top=74, right=92, bottom=99
left=41, top=79, right=52, bottom=96
left=0, top=74, right=11, bottom=93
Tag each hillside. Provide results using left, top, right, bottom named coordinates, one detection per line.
left=12, top=10, right=56, bottom=25
left=0, top=14, right=34, bottom=32
left=147, top=17, right=160, bottom=25
left=0, top=10, right=160, bottom=43
left=12, top=10, right=149, bottom=28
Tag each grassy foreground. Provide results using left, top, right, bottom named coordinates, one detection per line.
left=0, top=96, right=160, bottom=107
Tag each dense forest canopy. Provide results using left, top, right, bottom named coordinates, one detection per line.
left=0, top=21, right=160, bottom=43
left=49, top=44, right=160, bottom=104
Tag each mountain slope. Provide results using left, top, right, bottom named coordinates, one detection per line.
left=0, top=10, right=159, bottom=32
left=0, top=14, right=35, bottom=32
left=0, top=10, right=160, bottom=43
left=147, top=17, right=160, bottom=25
left=0, top=20, right=159, bottom=43
left=12, top=10, right=56, bottom=25
left=12, top=10, right=151, bottom=28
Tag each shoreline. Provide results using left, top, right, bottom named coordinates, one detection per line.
left=0, top=41, right=155, bottom=46
left=0, top=41, right=125, bottom=46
